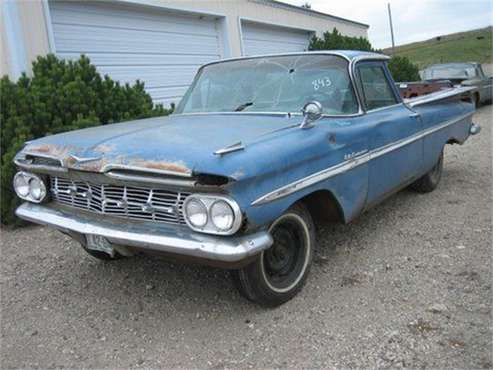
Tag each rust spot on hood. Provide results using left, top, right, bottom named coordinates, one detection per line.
left=23, top=143, right=191, bottom=176
left=93, top=144, right=116, bottom=154
left=75, top=159, right=107, bottom=172
left=26, top=144, right=74, bottom=158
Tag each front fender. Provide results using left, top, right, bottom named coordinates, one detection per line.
left=238, top=163, right=368, bottom=229
left=227, top=119, right=371, bottom=229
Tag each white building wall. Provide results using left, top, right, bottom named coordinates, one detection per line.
left=1, top=0, right=368, bottom=80
left=2, top=0, right=50, bottom=78
left=123, top=0, right=368, bottom=57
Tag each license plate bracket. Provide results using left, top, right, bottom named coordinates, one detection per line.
left=85, top=234, right=115, bottom=257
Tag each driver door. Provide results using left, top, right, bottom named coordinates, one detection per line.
left=356, top=61, right=424, bottom=206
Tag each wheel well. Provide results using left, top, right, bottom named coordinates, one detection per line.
left=474, top=92, right=480, bottom=104
left=447, top=138, right=460, bottom=145
left=297, top=190, right=345, bottom=226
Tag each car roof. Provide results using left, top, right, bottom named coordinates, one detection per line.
left=201, top=50, right=389, bottom=69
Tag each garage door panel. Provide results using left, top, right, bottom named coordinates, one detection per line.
left=49, top=1, right=222, bottom=107
left=58, top=52, right=211, bottom=67
left=97, top=66, right=198, bottom=89
left=53, top=24, right=220, bottom=55
left=50, top=1, right=217, bottom=35
left=244, top=39, right=309, bottom=55
left=146, top=86, right=190, bottom=100
left=244, top=26, right=309, bottom=45
left=241, top=21, right=311, bottom=56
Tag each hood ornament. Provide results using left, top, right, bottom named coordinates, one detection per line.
left=67, top=154, right=102, bottom=165
left=214, top=142, right=245, bottom=156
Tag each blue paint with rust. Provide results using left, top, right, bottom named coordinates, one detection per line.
left=19, top=51, right=475, bottom=231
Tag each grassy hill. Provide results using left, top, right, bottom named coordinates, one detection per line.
left=383, top=27, right=492, bottom=69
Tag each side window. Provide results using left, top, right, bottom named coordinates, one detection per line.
left=358, top=65, right=398, bottom=110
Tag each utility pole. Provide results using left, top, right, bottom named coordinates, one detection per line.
left=387, top=3, right=395, bottom=54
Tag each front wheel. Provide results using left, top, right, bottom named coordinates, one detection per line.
left=409, top=150, right=443, bottom=193
left=231, top=203, right=315, bottom=307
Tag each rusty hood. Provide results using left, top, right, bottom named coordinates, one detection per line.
left=21, top=113, right=301, bottom=179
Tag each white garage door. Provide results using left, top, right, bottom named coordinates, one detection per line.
left=241, top=21, right=312, bottom=56
left=49, top=1, right=224, bottom=107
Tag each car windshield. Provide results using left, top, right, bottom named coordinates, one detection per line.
left=175, top=54, right=359, bottom=115
left=423, top=64, right=477, bottom=80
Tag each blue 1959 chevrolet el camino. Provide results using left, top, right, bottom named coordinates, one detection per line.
left=13, top=51, right=481, bottom=306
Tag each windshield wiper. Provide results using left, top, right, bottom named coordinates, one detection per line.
left=234, top=102, right=254, bottom=112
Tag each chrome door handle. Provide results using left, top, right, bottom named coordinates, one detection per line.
left=409, top=112, right=420, bottom=118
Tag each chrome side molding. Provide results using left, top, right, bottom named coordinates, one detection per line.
left=252, top=111, right=474, bottom=206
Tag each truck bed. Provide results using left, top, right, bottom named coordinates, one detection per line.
left=397, top=80, right=453, bottom=99
left=404, top=86, right=476, bottom=107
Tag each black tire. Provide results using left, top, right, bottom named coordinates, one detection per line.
left=410, top=150, right=444, bottom=193
left=231, top=202, right=315, bottom=307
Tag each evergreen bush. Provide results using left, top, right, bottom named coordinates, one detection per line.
left=308, top=28, right=420, bottom=82
left=1, top=54, right=169, bottom=225
left=387, top=55, right=421, bottom=82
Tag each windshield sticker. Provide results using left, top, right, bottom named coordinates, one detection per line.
left=312, top=77, right=332, bottom=91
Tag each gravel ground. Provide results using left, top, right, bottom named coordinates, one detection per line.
left=1, top=106, right=492, bottom=369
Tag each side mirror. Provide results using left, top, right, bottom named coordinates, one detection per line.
left=300, top=101, right=322, bottom=129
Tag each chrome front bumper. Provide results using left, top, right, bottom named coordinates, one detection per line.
left=16, top=203, right=273, bottom=264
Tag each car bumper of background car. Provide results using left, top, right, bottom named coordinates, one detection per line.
left=15, top=202, right=273, bottom=267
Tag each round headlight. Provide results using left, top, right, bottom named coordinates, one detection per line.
left=29, top=177, right=46, bottom=201
left=13, top=173, right=30, bottom=197
left=210, top=200, right=235, bottom=231
left=184, top=198, right=208, bottom=228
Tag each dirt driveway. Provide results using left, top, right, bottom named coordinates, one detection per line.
left=1, top=106, right=492, bottom=369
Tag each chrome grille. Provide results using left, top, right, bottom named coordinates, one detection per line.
left=50, top=177, right=190, bottom=225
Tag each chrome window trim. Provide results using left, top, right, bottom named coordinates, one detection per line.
left=351, top=57, right=399, bottom=113
left=197, top=51, right=388, bottom=70
left=251, top=111, right=473, bottom=206
left=175, top=111, right=366, bottom=118
left=365, top=102, right=406, bottom=114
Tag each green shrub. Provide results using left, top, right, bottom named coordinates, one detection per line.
left=308, top=28, right=420, bottom=82
left=387, top=55, right=420, bottom=82
left=1, top=54, right=170, bottom=225
left=309, top=28, right=374, bottom=52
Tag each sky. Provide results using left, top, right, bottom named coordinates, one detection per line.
left=282, top=0, right=493, bottom=49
